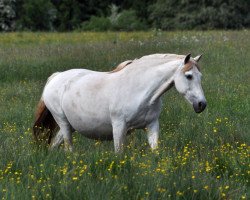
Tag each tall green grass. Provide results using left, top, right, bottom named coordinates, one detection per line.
left=0, top=31, right=249, bottom=199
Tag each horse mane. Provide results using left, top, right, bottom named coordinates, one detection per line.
left=110, top=54, right=200, bottom=73
left=140, top=54, right=201, bottom=72
left=140, top=54, right=185, bottom=60
left=110, top=54, right=181, bottom=73
left=110, top=60, right=134, bottom=73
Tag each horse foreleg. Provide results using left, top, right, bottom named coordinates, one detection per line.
left=112, top=122, right=127, bottom=153
left=146, top=120, right=159, bottom=150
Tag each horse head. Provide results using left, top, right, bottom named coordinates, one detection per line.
left=174, top=54, right=207, bottom=113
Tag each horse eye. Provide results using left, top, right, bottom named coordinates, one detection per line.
left=186, top=74, right=193, bottom=80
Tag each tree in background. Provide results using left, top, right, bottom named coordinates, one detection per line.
left=113, top=9, right=147, bottom=31
left=81, top=16, right=111, bottom=31
left=52, top=0, right=82, bottom=31
left=81, top=4, right=147, bottom=31
left=16, top=0, right=56, bottom=31
left=0, top=0, right=249, bottom=31
left=0, top=0, right=16, bottom=31
left=112, top=0, right=155, bottom=25
left=149, top=0, right=250, bottom=30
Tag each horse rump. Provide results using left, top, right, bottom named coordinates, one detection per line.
left=33, top=100, right=58, bottom=144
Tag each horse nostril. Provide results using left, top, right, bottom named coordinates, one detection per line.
left=198, top=101, right=206, bottom=110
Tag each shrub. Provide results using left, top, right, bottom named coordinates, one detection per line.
left=81, top=16, right=111, bottom=31
left=16, top=0, right=56, bottom=31
left=113, top=9, right=147, bottom=31
left=0, top=0, right=16, bottom=31
left=149, top=0, right=250, bottom=30
left=81, top=8, right=147, bottom=32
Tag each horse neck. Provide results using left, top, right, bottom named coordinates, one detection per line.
left=118, top=60, right=181, bottom=104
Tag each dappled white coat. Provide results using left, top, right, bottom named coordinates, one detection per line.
left=40, top=53, right=206, bottom=152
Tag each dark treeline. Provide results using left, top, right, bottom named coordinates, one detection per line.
left=0, top=0, right=249, bottom=31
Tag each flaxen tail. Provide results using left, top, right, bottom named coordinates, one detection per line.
left=33, top=100, right=58, bottom=144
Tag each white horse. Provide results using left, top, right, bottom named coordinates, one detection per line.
left=33, top=53, right=206, bottom=152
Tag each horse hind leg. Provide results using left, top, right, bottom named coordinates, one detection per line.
left=50, top=118, right=73, bottom=152
left=50, top=131, right=63, bottom=149
left=63, top=125, right=74, bottom=152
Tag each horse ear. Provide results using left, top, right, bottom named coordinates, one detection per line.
left=184, top=53, right=191, bottom=64
left=194, top=54, right=202, bottom=62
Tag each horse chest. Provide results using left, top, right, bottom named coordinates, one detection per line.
left=125, top=99, right=162, bottom=129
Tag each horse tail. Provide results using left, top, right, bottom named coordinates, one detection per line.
left=33, top=99, right=58, bottom=144
left=33, top=72, right=60, bottom=144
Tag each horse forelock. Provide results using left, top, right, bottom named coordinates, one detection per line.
left=182, top=61, right=200, bottom=72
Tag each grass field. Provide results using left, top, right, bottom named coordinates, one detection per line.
left=0, top=31, right=249, bottom=199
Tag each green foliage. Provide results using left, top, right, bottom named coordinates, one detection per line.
left=149, top=0, right=177, bottom=30
left=0, top=31, right=249, bottom=199
left=81, top=16, right=111, bottom=31
left=0, top=0, right=16, bottom=31
left=52, top=0, right=82, bottom=31
left=113, top=9, right=147, bottom=31
left=81, top=7, right=147, bottom=31
left=1, top=0, right=250, bottom=31
left=149, top=0, right=250, bottom=30
left=16, top=0, right=56, bottom=31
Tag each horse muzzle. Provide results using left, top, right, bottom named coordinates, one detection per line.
left=193, top=100, right=207, bottom=113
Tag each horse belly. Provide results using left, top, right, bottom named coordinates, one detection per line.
left=70, top=116, right=113, bottom=140
left=59, top=72, right=115, bottom=140
left=63, top=97, right=113, bottom=141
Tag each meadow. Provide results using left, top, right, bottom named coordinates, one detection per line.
left=0, top=31, right=249, bottom=199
